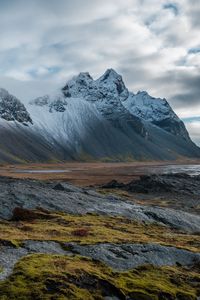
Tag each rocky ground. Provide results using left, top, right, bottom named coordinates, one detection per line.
left=102, top=173, right=200, bottom=214
left=0, top=174, right=200, bottom=299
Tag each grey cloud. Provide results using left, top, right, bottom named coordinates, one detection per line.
left=188, top=48, right=200, bottom=54
left=0, top=0, right=199, bottom=129
left=163, top=3, right=179, bottom=16
left=186, top=0, right=200, bottom=28
left=168, top=72, right=200, bottom=107
left=185, top=120, right=200, bottom=145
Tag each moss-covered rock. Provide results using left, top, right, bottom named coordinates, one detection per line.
left=0, top=211, right=199, bottom=252
left=0, top=254, right=199, bottom=300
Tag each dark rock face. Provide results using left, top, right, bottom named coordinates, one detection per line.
left=102, top=173, right=200, bottom=195
left=49, top=98, right=67, bottom=112
left=0, top=88, right=32, bottom=125
left=153, top=118, right=190, bottom=141
left=102, top=180, right=125, bottom=189
left=125, top=173, right=200, bottom=195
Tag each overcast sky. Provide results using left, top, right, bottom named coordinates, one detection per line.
left=0, top=0, right=199, bottom=144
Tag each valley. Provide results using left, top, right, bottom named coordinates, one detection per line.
left=0, top=160, right=200, bottom=185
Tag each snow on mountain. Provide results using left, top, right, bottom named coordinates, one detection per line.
left=27, top=96, right=108, bottom=149
left=0, top=88, right=32, bottom=125
left=0, top=69, right=199, bottom=163
left=59, top=69, right=190, bottom=140
left=123, top=91, right=190, bottom=140
left=60, top=69, right=147, bottom=137
left=123, top=91, right=177, bottom=123
left=62, top=69, right=129, bottom=102
left=61, top=69, right=130, bottom=118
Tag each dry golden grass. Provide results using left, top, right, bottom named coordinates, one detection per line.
left=0, top=160, right=200, bottom=186
left=0, top=211, right=199, bottom=252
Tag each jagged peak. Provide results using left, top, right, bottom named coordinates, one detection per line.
left=0, top=87, right=22, bottom=103
left=72, top=72, right=93, bottom=82
left=62, top=69, right=123, bottom=91
left=0, top=88, right=32, bottom=124
left=137, top=90, right=149, bottom=96
left=61, top=72, right=93, bottom=96
left=136, top=90, right=167, bottom=102
left=96, top=68, right=128, bottom=98
left=97, top=68, right=122, bottom=82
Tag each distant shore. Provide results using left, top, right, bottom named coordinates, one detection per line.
left=0, top=160, right=200, bottom=186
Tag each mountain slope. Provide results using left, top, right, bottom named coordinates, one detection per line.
left=0, top=69, right=199, bottom=163
left=0, top=88, right=32, bottom=125
left=123, top=90, right=190, bottom=140
left=0, top=90, right=60, bottom=163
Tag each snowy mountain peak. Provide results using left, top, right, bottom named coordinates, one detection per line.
left=0, top=69, right=199, bottom=163
left=96, top=69, right=128, bottom=99
left=123, top=91, right=189, bottom=140
left=124, top=91, right=176, bottom=122
left=136, top=91, right=148, bottom=96
left=60, top=69, right=129, bottom=103
left=98, top=68, right=122, bottom=82
left=30, top=69, right=190, bottom=141
left=136, top=90, right=166, bottom=103
left=0, top=88, right=32, bottom=125
left=72, top=72, right=93, bottom=83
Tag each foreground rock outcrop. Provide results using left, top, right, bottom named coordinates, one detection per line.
left=0, top=176, right=200, bottom=232
left=0, top=176, right=200, bottom=299
left=66, top=242, right=200, bottom=271
left=124, top=173, right=200, bottom=195
left=102, top=173, right=200, bottom=214
left=0, top=241, right=66, bottom=281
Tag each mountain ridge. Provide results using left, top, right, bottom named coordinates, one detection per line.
left=0, top=68, right=199, bottom=163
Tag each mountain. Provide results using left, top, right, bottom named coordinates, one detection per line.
left=0, top=89, right=58, bottom=163
left=0, top=88, right=32, bottom=125
left=123, top=90, right=190, bottom=140
left=0, top=69, right=199, bottom=163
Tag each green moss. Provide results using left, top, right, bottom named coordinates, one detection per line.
left=97, top=188, right=133, bottom=199
left=116, top=265, right=199, bottom=299
left=0, top=211, right=199, bottom=253
left=0, top=254, right=199, bottom=300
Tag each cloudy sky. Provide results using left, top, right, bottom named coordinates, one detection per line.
left=0, top=0, right=199, bottom=144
